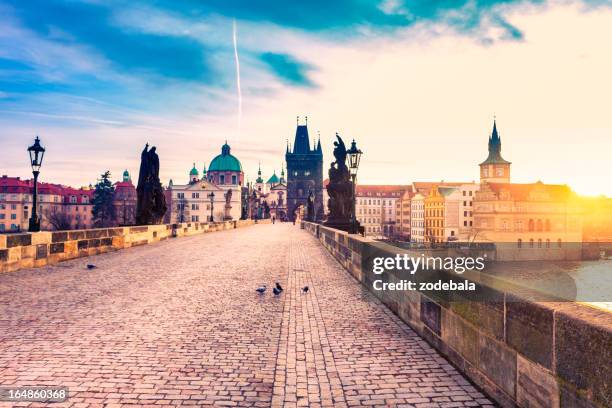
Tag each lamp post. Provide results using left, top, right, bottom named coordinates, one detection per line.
left=346, top=139, right=362, bottom=234
left=207, top=192, right=215, bottom=222
left=27, top=136, right=46, bottom=232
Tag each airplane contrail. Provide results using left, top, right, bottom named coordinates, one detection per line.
left=232, top=19, right=242, bottom=137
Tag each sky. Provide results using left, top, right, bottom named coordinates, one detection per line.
left=0, top=0, right=611, bottom=196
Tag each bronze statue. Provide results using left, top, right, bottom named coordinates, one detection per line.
left=136, top=143, right=167, bottom=225
left=324, top=133, right=359, bottom=232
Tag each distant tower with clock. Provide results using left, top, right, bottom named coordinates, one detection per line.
left=286, top=117, right=323, bottom=221
left=479, top=119, right=511, bottom=183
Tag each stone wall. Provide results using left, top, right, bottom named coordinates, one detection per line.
left=302, top=221, right=611, bottom=408
left=0, top=219, right=267, bottom=273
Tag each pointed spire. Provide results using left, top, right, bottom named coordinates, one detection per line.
left=491, top=118, right=499, bottom=141
left=286, top=138, right=289, bottom=153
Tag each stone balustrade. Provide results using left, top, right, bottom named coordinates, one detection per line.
left=302, top=221, right=611, bottom=408
left=0, top=219, right=268, bottom=273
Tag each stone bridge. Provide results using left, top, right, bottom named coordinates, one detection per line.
left=0, top=223, right=494, bottom=408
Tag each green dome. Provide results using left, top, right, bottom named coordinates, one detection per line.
left=189, top=163, right=199, bottom=176
left=209, top=143, right=242, bottom=172
left=267, top=172, right=279, bottom=184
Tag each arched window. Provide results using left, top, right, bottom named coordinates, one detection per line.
left=545, top=219, right=551, bottom=232
left=546, top=239, right=550, bottom=248
left=517, top=239, right=522, bottom=248
left=538, top=239, right=542, bottom=248
left=536, top=219, right=543, bottom=232
left=529, top=239, right=534, bottom=248
left=528, top=219, right=534, bottom=232
left=557, top=239, right=562, bottom=248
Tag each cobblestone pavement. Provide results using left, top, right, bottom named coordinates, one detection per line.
left=0, top=224, right=494, bottom=407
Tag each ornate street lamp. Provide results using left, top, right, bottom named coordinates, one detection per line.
left=207, top=191, right=215, bottom=222
left=27, top=136, right=45, bottom=232
left=346, top=139, right=362, bottom=234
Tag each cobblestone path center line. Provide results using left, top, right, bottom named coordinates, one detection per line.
left=0, top=224, right=494, bottom=407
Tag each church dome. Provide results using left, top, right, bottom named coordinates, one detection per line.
left=267, top=171, right=279, bottom=184
left=209, top=143, right=242, bottom=172
left=189, top=163, right=199, bottom=176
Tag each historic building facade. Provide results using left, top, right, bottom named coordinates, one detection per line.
left=473, top=182, right=583, bottom=260
left=166, top=142, right=243, bottom=223
left=395, top=189, right=414, bottom=240
left=355, top=185, right=408, bottom=238
left=472, top=120, right=583, bottom=260
left=285, top=120, right=323, bottom=221
left=410, top=193, right=426, bottom=244
left=113, top=170, right=137, bottom=226
left=0, top=175, right=94, bottom=232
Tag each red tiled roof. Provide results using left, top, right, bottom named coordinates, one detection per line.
left=114, top=181, right=135, bottom=189
left=356, top=185, right=412, bottom=197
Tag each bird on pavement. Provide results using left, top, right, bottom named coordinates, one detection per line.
left=87, top=264, right=97, bottom=270
left=273, top=287, right=282, bottom=296
left=275, top=282, right=283, bottom=292
left=256, top=285, right=267, bottom=294
left=302, top=286, right=309, bottom=294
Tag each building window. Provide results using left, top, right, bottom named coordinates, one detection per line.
left=536, top=219, right=543, bottom=232
left=545, top=219, right=551, bottom=232
left=517, top=239, right=522, bottom=248
left=232, top=175, right=237, bottom=184
left=528, top=219, right=534, bottom=232
left=220, top=175, right=225, bottom=184
left=557, top=239, right=562, bottom=248
left=529, top=239, right=534, bottom=248
left=538, top=239, right=542, bottom=248
left=546, top=239, right=550, bottom=248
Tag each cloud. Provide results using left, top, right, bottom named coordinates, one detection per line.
left=259, top=53, right=315, bottom=87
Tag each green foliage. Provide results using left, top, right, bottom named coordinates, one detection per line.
left=92, top=170, right=116, bottom=227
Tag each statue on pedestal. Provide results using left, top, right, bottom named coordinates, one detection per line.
left=224, top=189, right=233, bottom=220
left=136, top=144, right=167, bottom=225
left=307, top=190, right=315, bottom=221
left=324, top=133, right=358, bottom=232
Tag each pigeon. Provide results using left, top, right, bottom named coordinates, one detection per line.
left=275, top=282, right=283, bottom=292
left=273, top=287, right=282, bottom=296
left=302, top=286, right=309, bottom=294
left=87, top=264, right=97, bottom=270
left=256, top=285, right=267, bottom=294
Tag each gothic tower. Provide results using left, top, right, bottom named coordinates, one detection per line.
left=286, top=117, right=323, bottom=221
left=479, top=119, right=511, bottom=183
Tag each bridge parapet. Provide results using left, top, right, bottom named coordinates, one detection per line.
left=0, top=219, right=267, bottom=273
left=302, top=221, right=611, bottom=408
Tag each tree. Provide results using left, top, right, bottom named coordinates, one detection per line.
left=44, top=206, right=72, bottom=231
left=92, top=171, right=116, bottom=227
